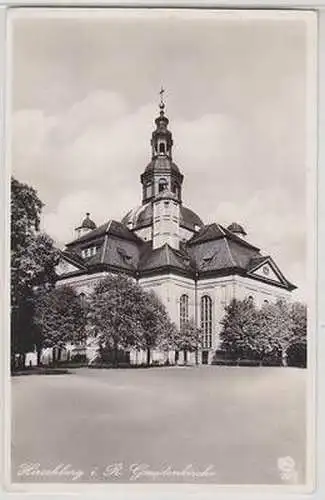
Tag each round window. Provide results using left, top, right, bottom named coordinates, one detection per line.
left=262, top=265, right=269, bottom=276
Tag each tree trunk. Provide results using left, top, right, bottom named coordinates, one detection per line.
left=52, top=347, right=56, bottom=365
left=37, top=348, right=42, bottom=366
left=281, top=346, right=288, bottom=367
left=114, top=344, right=118, bottom=367
left=146, top=348, right=151, bottom=366
left=20, top=353, right=26, bottom=369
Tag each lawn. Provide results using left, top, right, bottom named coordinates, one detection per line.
left=11, top=366, right=307, bottom=484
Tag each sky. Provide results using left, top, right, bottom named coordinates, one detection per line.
left=10, top=9, right=312, bottom=299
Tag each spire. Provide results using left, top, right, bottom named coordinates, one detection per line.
left=159, top=86, right=165, bottom=109
left=140, top=92, right=183, bottom=205
left=151, top=87, right=172, bottom=158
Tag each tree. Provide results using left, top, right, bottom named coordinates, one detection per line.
left=34, top=286, right=88, bottom=364
left=11, top=177, right=60, bottom=369
left=219, top=297, right=308, bottom=367
left=137, top=289, right=175, bottom=365
left=89, top=275, right=145, bottom=366
left=89, top=274, right=175, bottom=366
left=258, top=299, right=294, bottom=366
left=287, top=302, right=307, bottom=367
left=219, top=298, right=260, bottom=360
left=290, top=302, right=307, bottom=342
left=11, top=177, right=43, bottom=253
left=176, top=319, right=202, bottom=365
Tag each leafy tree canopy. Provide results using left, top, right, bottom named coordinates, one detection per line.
left=89, top=274, right=175, bottom=365
left=219, top=297, right=307, bottom=364
left=34, top=285, right=88, bottom=350
left=11, top=177, right=60, bottom=361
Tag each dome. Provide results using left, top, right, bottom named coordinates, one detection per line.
left=122, top=203, right=204, bottom=232
left=80, top=213, right=97, bottom=230
left=144, top=157, right=181, bottom=176
left=227, top=222, right=247, bottom=236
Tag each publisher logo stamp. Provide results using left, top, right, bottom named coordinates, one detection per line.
left=277, top=456, right=298, bottom=483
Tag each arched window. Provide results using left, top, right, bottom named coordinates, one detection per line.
left=158, top=178, right=168, bottom=192
left=180, top=294, right=189, bottom=330
left=159, top=142, right=166, bottom=154
left=201, top=295, right=212, bottom=348
left=172, top=183, right=179, bottom=197
left=79, top=292, right=86, bottom=307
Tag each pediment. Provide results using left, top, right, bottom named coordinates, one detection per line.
left=56, top=257, right=83, bottom=276
left=248, top=259, right=284, bottom=285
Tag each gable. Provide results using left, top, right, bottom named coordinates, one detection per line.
left=56, top=258, right=83, bottom=276
left=248, top=260, right=284, bottom=285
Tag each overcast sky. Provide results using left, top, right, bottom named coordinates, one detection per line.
left=10, top=10, right=312, bottom=299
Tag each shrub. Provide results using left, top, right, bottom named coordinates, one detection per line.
left=237, top=359, right=260, bottom=367
left=211, top=359, right=238, bottom=366
left=70, top=353, right=88, bottom=363
left=88, top=362, right=114, bottom=369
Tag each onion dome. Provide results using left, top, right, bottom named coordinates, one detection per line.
left=227, top=222, right=247, bottom=237
left=80, top=213, right=97, bottom=230
left=144, top=157, right=181, bottom=176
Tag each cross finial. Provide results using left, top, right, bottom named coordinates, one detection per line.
left=159, top=86, right=165, bottom=108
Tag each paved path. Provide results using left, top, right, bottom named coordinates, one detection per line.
left=11, top=366, right=307, bottom=484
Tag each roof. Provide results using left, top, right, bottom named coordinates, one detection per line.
left=143, top=157, right=182, bottom=177
left=121, top=203, right=204, bottom=232
left=227, top=222, right=247, bottom=236
left=139, top=243, right=194, bottom=275
left=66, top=220, right=141, bottom=246
left=188, top=223, right=259, bottom=250
left=58, top=218, right=295, bottom=291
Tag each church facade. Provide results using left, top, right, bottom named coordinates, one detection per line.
left=55, top=97, right=296, bottom=365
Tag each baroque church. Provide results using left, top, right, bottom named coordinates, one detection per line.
left=55, top=94, right=296, bottom=365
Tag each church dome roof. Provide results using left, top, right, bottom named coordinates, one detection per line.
left=144, top=157, right=181, bottom=176
left=80, top=213, right=97, bottom=230
left=227, top=222, right=247, bottom=236
left=122, top=203, right=204, bottom=232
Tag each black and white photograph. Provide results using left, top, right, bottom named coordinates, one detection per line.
left=7, top=7, right=316, bottom=491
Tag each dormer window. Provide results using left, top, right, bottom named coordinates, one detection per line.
left=81, top=246, right=97, bottom=259
left=117, top=247, right=132, bottom=262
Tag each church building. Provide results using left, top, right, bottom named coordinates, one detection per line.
left=56, top=94, right=296, bottom=365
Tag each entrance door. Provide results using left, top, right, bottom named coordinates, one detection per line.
left=202, top=351, right=209, bottom=365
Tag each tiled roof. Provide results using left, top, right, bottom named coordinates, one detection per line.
left=60, top=249, right=87, bottom=269
left=247, top=255, right=270, bottom=271
left=66, top=220, right=141, bottom=246
left=121, top=203, right=204, bottom=232
left=143, top=157, right=182, bottom=176
left=188, top=223, right=260, bottom=251
left=187, top=223, right=226, bottom=245
left=139, top=243, right=193, bottom=273
left=58, top=218, right=295, bottom=290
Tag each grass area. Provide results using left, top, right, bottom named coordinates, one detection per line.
left=11, top=366, right=307, bottom=485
